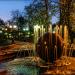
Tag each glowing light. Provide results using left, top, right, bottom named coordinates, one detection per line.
left=0, top=30, right=2, bottom=33
left=9, top=25, right=12, bottom=28
left=23, top=27, right=29, bottom=31
left=13, top=25, right=17, bottom=29
left=23, top=28, right=26, bottom=31
left=53, top=31, right=55, bottom=33
left=5, top=28, right=7, bottom=31
left=34, top=25, right=40, bottom=29
left=26, top=27, right=29, bottom=31
left=5, top=32, right=8, bottom=35
left=2, top=28, right=4, bottom=30
left=28, top=32, right=30, bottom=35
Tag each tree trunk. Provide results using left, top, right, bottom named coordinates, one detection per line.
left=44, top=0, right=50, bottom=31
left=59, top=0, right=73, bottom=42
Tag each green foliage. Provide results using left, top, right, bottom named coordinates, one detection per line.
left=11, top=10, right=25, bottom=31
left=17, top=16, right=25, bottom=30
left=0, top=18, right=5, bottom=25
left=11, top=0, right=59, bottom=34
left=10, top=0, right=59, bottom=31
left=24, top=0, right=59, bottom=26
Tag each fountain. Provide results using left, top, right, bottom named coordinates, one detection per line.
left=36, top=24, right=75, bottom=74
left=4, top=24, right=75, bottom=75
left=56, top=25, right=71, bottom=66
left=36, top=26, right=63, bottom=63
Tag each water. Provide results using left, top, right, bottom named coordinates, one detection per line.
left=7, top=65, right=40, bottom=75
left=0, top=25, right=75, bottom=75
left=0, top=57, right=40, bottom=75
left=0, top=56, right=75, bottom=75
left=0, top=62, right=7, bottom=69
left=4, top=56, right=45, bottom=75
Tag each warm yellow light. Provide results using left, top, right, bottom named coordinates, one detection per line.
left=5, top=28, right=7, bottom=31
left=0, top=30, right=2, bottom=33
left=9, top=25, right=12, bottom=28
left=13, top=25, right=17, bottom=28
left=34, top=25, right=40, bottom=30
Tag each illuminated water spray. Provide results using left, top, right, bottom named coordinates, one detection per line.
left=60, top=25, right=71, bottom=66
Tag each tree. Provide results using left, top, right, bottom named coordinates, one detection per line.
left=11, top=10, right=25, bottom=31
left=17, top=16, right=25, bottom=30
left=69, top=0, right=75, bottom=43
left=59, top=0, right=74, bottom=43
left=24, top=0, right=59, bottom=30
left=0, top=18, right=5, bottom=25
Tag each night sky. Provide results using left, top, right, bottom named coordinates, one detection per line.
left=0, top=0, right=32, bottom=21
left=0, top=0, right=58, bottom=24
